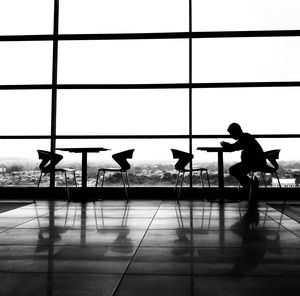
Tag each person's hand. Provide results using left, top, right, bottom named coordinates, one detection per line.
left=220, top=141, right=228, bottom=147
left=220, top=141, right=230, bottom=150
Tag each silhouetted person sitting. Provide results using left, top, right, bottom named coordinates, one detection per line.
left=221, top=123, right=266, bottom=196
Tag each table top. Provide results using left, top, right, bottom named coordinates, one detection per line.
left=56, top=147, right=110, bottom=153
left=197, top=147, right=224, bottom=152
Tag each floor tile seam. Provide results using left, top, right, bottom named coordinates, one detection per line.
left=0, top=270, right=124, bottom=275
left=0, top=215, right=51, bottom=234
left=0, top=207, right=73, bottom=231
left=0, top=243, right=144, bottom=247
left=123, top=245, right=297, bottom=250
left=138, top=245, right=300, bottom=250
left=118, top=272, right=300, bottom=278
left=259, top=208, right=300, bottom=239
left=147, top=227, right=290, bottom=231
left=111, top=200, right=163, bottom=296
left=8, top=227, right=147, bottom=232
left=143, top=229, right=295, bottom=233
left=72, top=206, right=159, bottom=209
left=1, top=271, right=300, bottom=278
left=29, top=205, right=66, bottom=219
left=13, top=227, right=151, bottom=230
left=67, top=216, right=156, bottom=219
left=1, top=244, right=297, bottom=250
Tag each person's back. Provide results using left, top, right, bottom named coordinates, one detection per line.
left=238, top=132, right=265, bottom=168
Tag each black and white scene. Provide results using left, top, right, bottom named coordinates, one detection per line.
left=0, top=1, right=300, bottom=295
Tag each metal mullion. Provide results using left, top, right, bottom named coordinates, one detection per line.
left=1, top=134, right=300, bottom=140
left=1, top=81, right=300, bottom=90
left=189, top=0, right=193, bottom=188
left=2, top=30, right=300, bottom=42
left=50, top=0, right=59, bottom=187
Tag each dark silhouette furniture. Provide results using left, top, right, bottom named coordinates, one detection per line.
left=36, top=150, right=77, bottom=202
left=56, top=147, right=110, bottom=188
left=171, top=149, right=210, bottom=202
left=95, top=149, right=135, bottom=202
left=248, top=149, right=282, bottom=200
left=197, top=146, right=225, bottom=189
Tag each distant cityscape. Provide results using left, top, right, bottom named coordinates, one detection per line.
left=0, top=159, right=299, bottom=187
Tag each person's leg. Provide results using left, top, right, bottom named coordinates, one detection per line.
left=229, top=162, right=251, bottom=189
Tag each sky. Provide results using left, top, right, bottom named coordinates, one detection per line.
left=1, top=0, right=300, bottom=163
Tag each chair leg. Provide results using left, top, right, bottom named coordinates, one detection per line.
left=174, top=172, right=180, bottom=192
left=37, top=171, right=43, bottom=188
left=73, top=171, right=77, bottom=188
left=177, top=171, right=185, bottom=203
left=64, top=171, right=70, bottom=202
left=96, top=170, right=105, bottom=200
left=125, top=171, right=130, bottom=188
left=95, top=170, right=100, bottom=187
left=121, top=172, right=129, bottom=202
left=35, top=171, right=43, bottom=203
left=275, top=172, right=281, bottom=188
left=206, top=170, right=211, bottom=188
left=261, top=172, right=267, bottom=187
left=101, top=170, right=106, bottom=188
left=200, top=171, right=204, bottom=188
left=275, top=172, right=284, bottom=205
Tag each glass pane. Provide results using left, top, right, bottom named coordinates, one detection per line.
left=56, top=139, right=189, bottom=187
left=58, top=40, right=188, bottom=84
left=0, top=42, right=52, bottom=84
left=192, top=88, right=300, bottom=135
left=57, top=89, right=188, bottom=135
left=0, top=90, right=51, bottom=135
left=59, top=0, right=188, bottom=34
left=193, top=37, right=300, bottom=83
left=193, top=0, right=300, bottom=31
left=193, top=138, right=300, bottom=187
left=0, top=0, right=53, bottom=35
left=0, top=140, right=50, bottom=187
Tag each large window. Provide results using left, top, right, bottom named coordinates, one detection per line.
left=56, top=89, right=189, bottom=135
left=1, top=1, right=300, bottom=187
left=58, top=40, right=188, bottom=84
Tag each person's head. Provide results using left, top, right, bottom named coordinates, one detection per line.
left=227, top=123, right=243, bottom=139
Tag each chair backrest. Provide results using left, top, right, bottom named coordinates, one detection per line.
left=112, top=149, right=135, bottom=170
left=171, top=149, right=194, bottom=171
left=37, top=150, right=63, bottom=173
left=264, top=149, right=280, bottom=171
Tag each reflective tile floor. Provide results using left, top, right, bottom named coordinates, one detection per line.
left=0, top=199, right=300, bottom=296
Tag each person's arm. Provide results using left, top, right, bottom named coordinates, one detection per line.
left=221, top=140, right=243, bottom=152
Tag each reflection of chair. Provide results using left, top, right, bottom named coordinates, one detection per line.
left=248, top=149, right=281, bottom=200
left=171, top=149, right=210, bottom=203
left=36, top=150, right=77, bottom=202
left=95, top=149, right=135, bottom=202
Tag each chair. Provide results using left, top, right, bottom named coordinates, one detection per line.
left=248, top=149, right=281, bottom=201
left=95, top=149, right=135, bottom=202
left=36, top=150, right=77, bottom=202
left=171, top=149, right=210, bottom=203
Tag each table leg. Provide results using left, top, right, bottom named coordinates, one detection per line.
left=81, top=152, right=88, bottom=188
left=217, top=151, right=224, bottom=189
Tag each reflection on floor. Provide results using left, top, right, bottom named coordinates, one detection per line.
left=0, top=199, right=299, bottom=296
